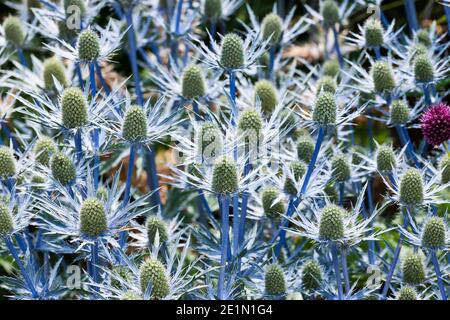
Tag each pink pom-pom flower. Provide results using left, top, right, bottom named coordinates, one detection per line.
left=420, top=103, right=450, bottom=146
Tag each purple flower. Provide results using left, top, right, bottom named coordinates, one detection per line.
left=420, top=103, right=450, bottom=146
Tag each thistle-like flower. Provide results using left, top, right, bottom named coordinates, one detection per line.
left=420, top=103, right=450, bottom=147
left=264, top=264, right=286, bottom=297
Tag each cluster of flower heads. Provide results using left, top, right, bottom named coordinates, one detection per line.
left=0, top=0, right=449, bottom=301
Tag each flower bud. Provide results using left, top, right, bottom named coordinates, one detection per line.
left=331, top=154, right=351, bottom=182
left=414, top=54, right=434, bottom=83
left=319, top=204, right=345, bottom=240
left=397, top=286, right=417, bottom=300
left=146, top=216, right=168, bottom=244
left=197, top=123, right=222, bottom=160
left=61, top=87, right=88, bottom=129
left=34, top=136, right=57, bottom=167
left=320, top=0, right=339, bottom=27
left=421, top=217, right=446, bottom=249
left=402, top=253, right=425, bottom=285
left=121, top=291, right=142, bottom=300
left=139, top=259, right=170, bottom=299
left=3, top=16, right=25, bottom=46
left=96, top=186, right=108, bottom=201
left=324, top=183, right=338, bottom=202
left=254, top=80, right=278, bottom=114
left=317, top=76, right=336, bottom=94
left=262, top=187, right=285, bottom=218
left=297, top=135, right=314, bottom=163
left=390, top=100, right=410, bottom=125
left=376, top=145, right=396, bottom=174
left=212, top=156, right=238, bottom=194
left=399, top=168, right=423, bottom=206
left=181, top=65, right=206, bottom=100
left=204, top=0, right=222, bottom=22
left=410, top=43, right=428, bottom=60
left=312, top=91, right=337, bottom=126
left=302, top=260, right=323, bottom=291
left=284, top=161, right=306, bottom=196
left=43, top=57, right=68, bottom=89
left=77, top=29, right=100, bottom=61
left=122, top=106, right=147, bottom=142
left=265, top=264, right=286, bottom=296
left=220, top=33, right=244, bottom=69
left=0, top=147, right=16, bottom=180
left=364, top=18, right=384, bottom=48
left=238, top=108, right=263, bottom=141
left=0, top=203, right=13, bottom=237
left=371, top=61, right=396, bottom=93
left=323, top=59, right=339, bottom=77
left=50, top=152, right=76, bottom=185
left=80, top=197, right=107, bottom=238
left=262, top=13, right=283, bottom=45
left=416, top=29, right=431, bottom=47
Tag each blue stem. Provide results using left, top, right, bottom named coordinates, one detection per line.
left=331, top=244, right=343, bottom=300
left=91, top=240, right=99, bottom=286
left=444, top=4, right=450, bottom=38
left=125, top=9, right=144, bottom=106
left=1, top=121, right=19, bottom=150
left=192, top=101, right=201, bottom=120
left=146, top=149, right=162, bottom=210
left=268, top=46, right=276, bottom=81
left=171, top=0, right=183, bottom=61
left=422, top=84, right=431, bottom=106
left=89, top=62, right=100, bottom=191
left=338, top=182, right=344, bottom=206
left=374, top=46, right=381, bottom=60
left=300, top=127, right=325, bottom=195
left=17, top=48, right=28, bottom=67
left=331, top=26, right=344, bottom=68
left=217, top=194, right=230, bottom=300
left=341, top=249, right=350, bottom=294
left=74, top=129, right=83, bottom=162
left=324, top=28, right=329, bottom=60
left=229, top=71, right=237, bottom=126
left=404, top=0, right=419, bottom=32
left=75, top=62, right=84, bottom=91
left=367, top=178, right=376, bottom=265
left=123, top=144, right=136, bottom=206
left=95, top=62, right=110, bottom=95
left=430, top=251, right=448, bottom=300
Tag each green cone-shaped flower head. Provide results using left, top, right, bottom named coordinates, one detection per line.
left=421, top=217, right=446, bottom=249
left=139, top=259, right=170, bottom=299
left=262, top=187, right=285, bottom=218
left=146, top=216, right=168, bottom=244
left=121, top=291, right=142, bottom=300
left=0, top=203, right=13, bottom=238
left=34, top=136, right=57, bottom=167
left=302, top=260, right=323, bottom=291
left=325, top=183, right=338, bottom=202
left=312, top=91, right=337, bottom=125
left=410, top=43, right=428, bottom=60
left=297, top=135, right=314, bottom=163
left=258, top=52, right=270, bottom=69
left=371, top=61, right=396, bottom=93
left=96, top=186, right=108, bottom=201
left=220, top=33, right=244, bottom=69
left=3, top=16, right=25, bottom=46
left=402, top=253, right=425, bottom=285
left=50, top=152, right=76, bottom=185
left=414, top=54, right=434, bottom=83
left=364, top=18, right=384, bottom=48
left=197, top=122, right=222, bottom=160
left=284, top=161, right=306, bottom=196
left=399, top=168, right=424, bottom=206
left=320, top=0, right=339, bottom=27
left=204, top=0, right=222, bottom=22
left=79, top=198, right=107, bottom=238
left=331, top=154, right=351, bottom=182
left=77, top=29, right=100, bottom=61
left=31, top=175, right=45, bottom=192
left=181, top=65, right=205, bottom=100
left=319, top=204, right=345, bottom=240
left=43, top=57, right=68, bottom=89
left=390, top=100, right=410, bottom=125
left=61, top=87, right=88, bottom=129
left=317, top=76, right=336, bottom=94
left=376, top=145, right=396, bottom=174
left=262, top=13, right=283, bottom=45
left=122, top=106, right=147, bottom=142
left=238, top=108, right=263, bottom=141
left=323, top=59, right=340, bottom=77
left=0, top=147, right=16, bottom=180
left=416, top=29, right=431, bottom=47
left=212, top=156, right=238, bottom=194
left=397, top=286, right=417, bottom=300
left=440, top=156, right=450, bottom=184
left=254, top=80, right=278, bottom=114
left=265, top=264, right=286, bottom=296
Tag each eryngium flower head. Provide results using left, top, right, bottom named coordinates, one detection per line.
left=371, top=61, right=396, bottom=93
left=3, top=16, right=25, bottom=46
left=301, top=260, right=323, bottom=291
left=254, top=80, right=278, bottom=114
left=402, top=253, right=425, bottom=285
left=212, top=156, right=238, bottom=194
left=284, top=161, right=306, bottom=196
left=399, top=168, right=424, bottom=206
left=323, top=59, right=339, bottom=77
left=262, top=187, right=285, bottom=218
left=122, top=106, right=147, bottom=142
left=410, top=43, right=428, bottom=60
left=331, top=154, right=351, bottom=182
left=265, top=264, right=286, bottom=296
left=79, top=198, right=107, bottom=238
left=43, top=57, right=68, bottom=89
left=414, top=54, right=434, bottom=83
left=181, top=65, right=206, bottom=100
left=262, top=13, right=283, bottom=45
left=421, top=217, right=446, bottom=249
left=376, top=145, right=396, bottom=174
left=146, top=216, right=168, bottom=244
left=420, top=103, right=450, bottom=146
left=325, top=183, right=338, bottom=202
left=77, top=29, right=100, bottom=61
left=64, top=0, right=87, bottom=16
left=440, top=156, right=450, bottom=184
left=31, top=175, right=45, bottom=191
left=121, top=291, right=142, bottom=300
left=0, top=203, right=13, bottom=237
left=297, top=135, right=315, bottom=163
left=204, top=0, right=222, bottom=22
left=238, top=108, right=262, bottom=138
left=397, top=286, right=417, bottom=300
left=364, top=18, right=384, bottom=48
left=139, top=259, right=170, bottom=299
left=390, top=100, right=410, bottom=125
left=50, top=152, right=76, bottom=185
left=317, top=76, right=336, bottom=94
left=220, top=33, right=244, bottom=69
left=320, top=0, right=339, bottom=27
left=312, top=91, right=336, bottom=126
left=319, top=204, right=345, bottom=240
left=0, top=147, right=16, bottom=179
left=197, top=122, right=223, bottom=159
left=416, top=29, right=431, bottom=47
left=97, top=186, right=108, bottom=201
left=61, top=87, right=88, bottom=129
left=34, top=136, right=57, bottom=167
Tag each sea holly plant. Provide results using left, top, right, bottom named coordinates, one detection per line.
left=0, top=0, right=449, bottom=301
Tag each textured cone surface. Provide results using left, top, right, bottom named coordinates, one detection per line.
left=410, top=44, right=428, bottom=61
left=262, top=187, right=285, bottom=218
left=422, top=217, right=446, bottom=249
left=312, top=91, right=336, bottom=125
left=325, top=183, right=338, bottom=202
left=122, top=106, right=147, bottom=142
left=34, top=136, right=57, bottom=167
left=0, top=147, right=16, bottom=180
left=331, top=154, right=351, bottom=182
left=80, top=198, right=107, bottom=238
left=441, top=156, right=450, bottom=184
left=50, top=152, right=76, bottom=185
left=96, top=186, right=108, bottom=201
left=414, top=54, right=434, bottom=83
left=238, top=108, right=263, bottom=138
left=371, top=61, right=396, bottom=93
left=77, top=29, right=100, bottom=61
left=197, top=123, right=222, bottom=159
left=181, top=65, right=206, bottom=99
left=317, top=76, right=336, bottom=94
left=319, top=204, right=345, bottom=240
left=321, top=0, right=339, bottom=27
left=3, top=17, right=25, bottom=46
left=402, top=253, right=425, bottom=285
left=140, top=259, right=170, bottom=299
left=146, top=216, right=168, bottom=244
left=220, top=33, right=244, bottom=69
left=323, top=59, right=339, bottom=77
left=212, top=156, right=238, bottom=194
left=390, top=100, right=410, bottom=125
left=43, top=57, right=68, bottom=89
left=0, top=203, right=13, bottom=238
left=302, top=260, right=323, bottom=291
left=297, top=135, right=314, bottom=163
left=262, top=13, right=283, bottom=45
left=284, top=161, right=306, bottom=196
left=420, top=103, right=450, bottom=146
left=397, top=286, right=417, bottom=300
left=416, top=29, right=431, bottom=47
left=399, top=168, right=424, bottom=206
left=364, top=18, right=384, bottom=48
left=376, top=145, right=396, bottom=174
left=265, top=264, right=286, bottom=296
left=61, top=87, right=88, bottom=129
left=254, top=80, right=278, bottom=114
